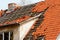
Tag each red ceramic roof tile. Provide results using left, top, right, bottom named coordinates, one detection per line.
left=0, top=3, right=37, bottom=26
left=24, top=0, right=60, bottom=40
left=0, top=10, right=4, bottom=17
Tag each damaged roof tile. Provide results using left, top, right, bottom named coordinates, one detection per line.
left=0, top=3, right=37, bottom=27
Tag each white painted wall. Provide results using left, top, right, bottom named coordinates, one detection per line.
left=19, top=18, right=38, bottom=40
left=57, top=34, right=60, bottom=40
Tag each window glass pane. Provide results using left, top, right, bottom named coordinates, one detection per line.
left=0, top=33, right=2, bottom=40
left=4, top=32, right=13, bottom=40
left=4, top=32, right=9, bottom=40
left=0, top=32, right=13, bottom=40
left=10, top=32, right=13, bottom=40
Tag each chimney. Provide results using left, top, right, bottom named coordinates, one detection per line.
left=0, top=10, right=4, bottom=17
left=8, top=3, right=20, bottom=11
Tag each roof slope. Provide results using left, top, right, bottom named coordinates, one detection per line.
left=0, top=3, right=37, bottom=27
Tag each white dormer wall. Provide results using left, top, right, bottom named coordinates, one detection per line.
left=19, top=18, right=38, bottom=40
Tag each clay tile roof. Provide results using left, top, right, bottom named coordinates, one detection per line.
left=0, top=3, right=37, bottom=27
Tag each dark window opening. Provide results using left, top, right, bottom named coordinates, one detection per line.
left=4, top=32, right=9, bottom=40
left=0, top=33, right=3, bottom=40
left=0, top=32, right=13, bottom=40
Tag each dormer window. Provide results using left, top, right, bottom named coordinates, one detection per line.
left=0, top=32, right=13, bottom=40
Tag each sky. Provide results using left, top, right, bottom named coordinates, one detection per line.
left=0, top=0, right=44, bottom=10
left=0, top=0, right=20, bottom=10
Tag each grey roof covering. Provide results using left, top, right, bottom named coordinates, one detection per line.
left=0, top=3, right=37, bottom=27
